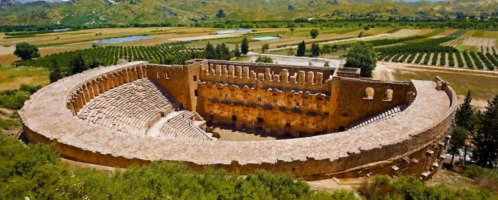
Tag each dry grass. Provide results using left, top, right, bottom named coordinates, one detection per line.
left=376, top=66, right=498, bottom=101
left=390, top=29, right=429, bottom=38
left=0, top=66, right=49, bottom=91
left=430, top=29, right=457, bottom=39
left=0, top=46, right=14, bottom=56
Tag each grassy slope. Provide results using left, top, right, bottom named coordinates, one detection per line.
left=0, top=0, right=496, bottom=26
left=0, top=66, right=49, bottom=91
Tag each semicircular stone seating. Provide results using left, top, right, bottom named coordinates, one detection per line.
left=19, top=60, right=457, bottom=181
left=77, top=78, right=173, bottom=135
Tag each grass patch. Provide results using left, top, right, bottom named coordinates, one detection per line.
left=0, top=118, right=18, bottom=130
left=386, top=68, right=498, bottom=101
left=0, top=66, right=49, bottom=91
left=472, top=30, right=485, bottom=37
left=456, top=45, right=478, bottom=53
left=463, top=165, right=498, bottom=193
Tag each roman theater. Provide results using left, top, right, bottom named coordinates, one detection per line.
left=19, top=59, right=457, bottom=180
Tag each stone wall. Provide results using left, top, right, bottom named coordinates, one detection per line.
left=328, top=77, right=412, bottom=131
left=196, top=60, right=412, bottom=136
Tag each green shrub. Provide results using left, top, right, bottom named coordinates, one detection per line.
left=0, top=135, right=352, bottom=199
left=359, top=175, right=497, bottom=200
left=0, top=119, right=18, bottom=130
left=0, top=84, right=42, bottom=110
left=255, top=56, right=273, bottom=63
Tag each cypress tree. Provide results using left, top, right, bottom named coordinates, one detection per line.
left=456, top=90, right=476, bottom=131
left=234, top=44, right=241, bottom=58
left=473, top=95, right=498, bottom=168
left=241, top=37, right=249, bottom=55
left=311, top=43, right=320, bottom=57
left=261, top=43, right=269, bottom=53
left=49, top=58, right=62, bottom=83
left=219, top=43, right=231, bottom=60
left=215, top=44, right=222, bottom=59
left=204, top=42, right=216, bottom=59
left=448, top=126, right=469, bottom=166
left=296, top=41, right=306, bottom=57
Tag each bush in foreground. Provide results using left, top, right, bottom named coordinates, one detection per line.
left=1, top=135, right=496, bottom=199
left=0, top=84, right=42, bottom=110
left=0, top=135, right=353, bottom=200
left=359, top=175, right=496, bottom=200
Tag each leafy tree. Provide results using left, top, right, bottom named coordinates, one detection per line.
left=48, top=58, right=62, bottom=83
left=204, top=42, right=216, bottom=59
left=310, top=29, right=319, bottom=39
left=324, top=61, right=330, bottom=67
left=449, top=126, right=469, bottom=166
left=311, top=43, right=320, bottom=57
left=14, top=42, right=40, bottom=60
left=290, top=27, right=295, bottom=33
left=216, top=9, right=226, bottom=18
left=296, top=41, right=306, bottom=57
left=456, top=90, right=478, bottom=131
left=261, top=43, right=269, bottom=53
left=473, top=95, right=498, bottom=168
left=69, top=53, right=87, bottom=75
left=345, top=41, right=377, bottom=77
left=241, top=37, right=249, bottom=55
left=358, top=31, right=364, bottom=38
left=234, top=44, right=241, bottom=58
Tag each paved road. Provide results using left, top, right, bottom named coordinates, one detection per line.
left=248, top=52, right=342, bottom=68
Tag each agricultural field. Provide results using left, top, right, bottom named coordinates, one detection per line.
left=377, top=30, right=498, bottom=72
left=374, top=63, right=498, bottom=108
left=17, top=46, right=202, bottom=70
left=0, top=27, right=496, bottom=107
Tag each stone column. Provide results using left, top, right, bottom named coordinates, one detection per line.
left=87, top=82, right=95, bottom=99
left=281, top=69, right=289, bottom=83
left=92, top=80, right=100, bottom=97
left=316, top=72, right=323, bottom=87
left=298, top=71, right=305, bottom=85
left=243, top=67, right=250, bottom=79
left=236, top=66, right=242, bottom=78
left=306, top=71, right=314, bottom=85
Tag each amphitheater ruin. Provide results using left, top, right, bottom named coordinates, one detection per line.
left=19, top=59, right=457, bottom=180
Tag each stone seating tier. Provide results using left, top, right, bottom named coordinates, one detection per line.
left=159, top=111, right=214, bottom=141
left=78, top=78, right=173, bottom=135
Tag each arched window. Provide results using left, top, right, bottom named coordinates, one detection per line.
left=383, top=89, right=393, bottom=101
left=363, top=87, right=374, bottom=100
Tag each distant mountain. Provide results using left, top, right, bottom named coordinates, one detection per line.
left=0, top=0, right=496, bottom=26
left=13, top=0, right=69, bottom=3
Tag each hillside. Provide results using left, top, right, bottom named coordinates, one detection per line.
left=0, top=0, right=496, bottom=26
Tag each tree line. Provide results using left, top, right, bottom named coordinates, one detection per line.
left=449, top=91, right=498, bottom=169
